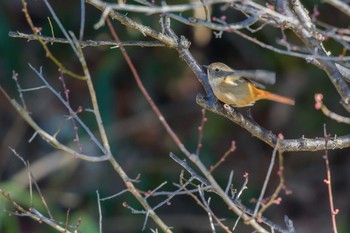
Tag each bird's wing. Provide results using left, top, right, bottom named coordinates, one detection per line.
left=221, top=75, right=266, bottom=89
left=246, top=79, right=266, bottom=89
left=231, top=70, right=276, bottom=85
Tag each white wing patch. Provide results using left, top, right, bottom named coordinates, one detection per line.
left=222, top=76, right=238, bottom=86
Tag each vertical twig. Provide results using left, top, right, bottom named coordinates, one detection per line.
left=96, top=190, right=103, bottom=233
left=196, top=108, right=207, bottom=156
left=58, top=73, right=83, bottom=152
left=79, top=0, right=85, bottom=41
left=105, top=17, right=190, bottom=157
left=47, top=17, right=55, bottom=45
left=104, top=17, right=173, bottom=233
left=68, top=31, right=112, bottom=155
left=225, top=170, right=234, bottom=195
left=198, top=187, right=216, bottom=233
left=323, top=124, right=339, bottom=233
left=64, top=209, right=71, bottom=232
left=235, top=172, right=248, bottom=200
left=9, top=148, right=53, bottom=219
left=253, top=139, right=280, bottom=217
left=210, top=141, right=236, bottom=173
left=12, top=71, right=27, bottom=110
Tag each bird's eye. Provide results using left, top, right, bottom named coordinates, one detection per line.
left=214, top=68, right=220, bottom=72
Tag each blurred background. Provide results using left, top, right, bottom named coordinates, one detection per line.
left=0, top=0, right=350, bottom=232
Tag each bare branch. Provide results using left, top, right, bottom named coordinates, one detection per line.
left=28, top=64, right=106, bottom=153
left=96, top=190, right=103, bottom=233
left=169, top=153, right=210, bottom=186
left=170, top=152, right=288, bottom=232
left=79, top=0, right=85, bottom=41
left=8, top=31, right=166, bottom=48
left=197, top=95, right=350, bottom=152
left=104, top=16, right=174, bottom=232
left=100, top=189, right=129, bottom=201
left=169, top=13, right=259, bottom=31
left=5, top=0, right=350, bottom=232
left=322, top=125, right=339, bottom=233
left=0, top=86, right=110, bottom=162
left=87, top=0, right=178, bottom=48
left=20, top=0, right=85, bottom=80
left=196, top=109, right=207, bottom=156
left=324, top=0, right=350, bottom=17
left=88, top=0, right=240, bottom=14
left=315, top=93, right=350, bottom=124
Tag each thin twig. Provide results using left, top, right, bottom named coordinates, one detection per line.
left=198, top=187, right=216, bottom=233
left=96, top=190, right=103, bottom=233
left=42, top=0, right=79, bottom=57
left=0, top=86, right=110, bottom=162
left=105, top=17, right=190, bottom=158
left=323, top=124, right=339, bottom=233
left=182, top=183, right=232, bottom=233
left=210, top=141, right=236, bottom=173
left=231, top=29, right=350, bottom=62
left=169, top=153, right=210, bottom=186
left=235, top=173, right=248, bottom=200
left=314, top=93, right=350, bottom=125
left=225, top=170, right=234, bottom=195
left=144, top=181, right=168, bottom=200
left=9, top=148, right=63, bottom=220
left=169, top=13, right=259, bottom=31
left=105, top=16, right=172, bottom=233
left=11, top=71, right=27, bottom=111
left=253, top=139, right=280, bottom=217
left=258, top=147, right=287, bottom=216
left=79, top=0, right=85, bottom=41
left=196, top=109, right=207, bottom=156
left=20, top=0, right=85, bottom=80
left=9, top=31, right=166, bottom=48
left=47, top=17, right=55, bottom=45
left=324, top=0, right=350, bottom=17
left=100, top=189, right=129, bottom=201
left=28, top=64, right=106, bottom=153
left=88, top=0, right=240, bottom=14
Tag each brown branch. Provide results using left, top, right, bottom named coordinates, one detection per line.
left=197, top=95, right=350, bottom=152
left=322, top=125, right=339, bottom=233
left=105, top=16, right=174, bottom=233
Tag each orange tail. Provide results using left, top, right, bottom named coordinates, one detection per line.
left=257, top=89, right=295, bottom=105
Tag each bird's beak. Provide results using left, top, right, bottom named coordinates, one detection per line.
left=203, top=65, right=209, bottom=69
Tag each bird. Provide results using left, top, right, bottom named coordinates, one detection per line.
left=205, top=62, right=295, bottom=107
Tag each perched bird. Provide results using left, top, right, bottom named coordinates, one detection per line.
left=205, top=62, right=295, bottom=107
